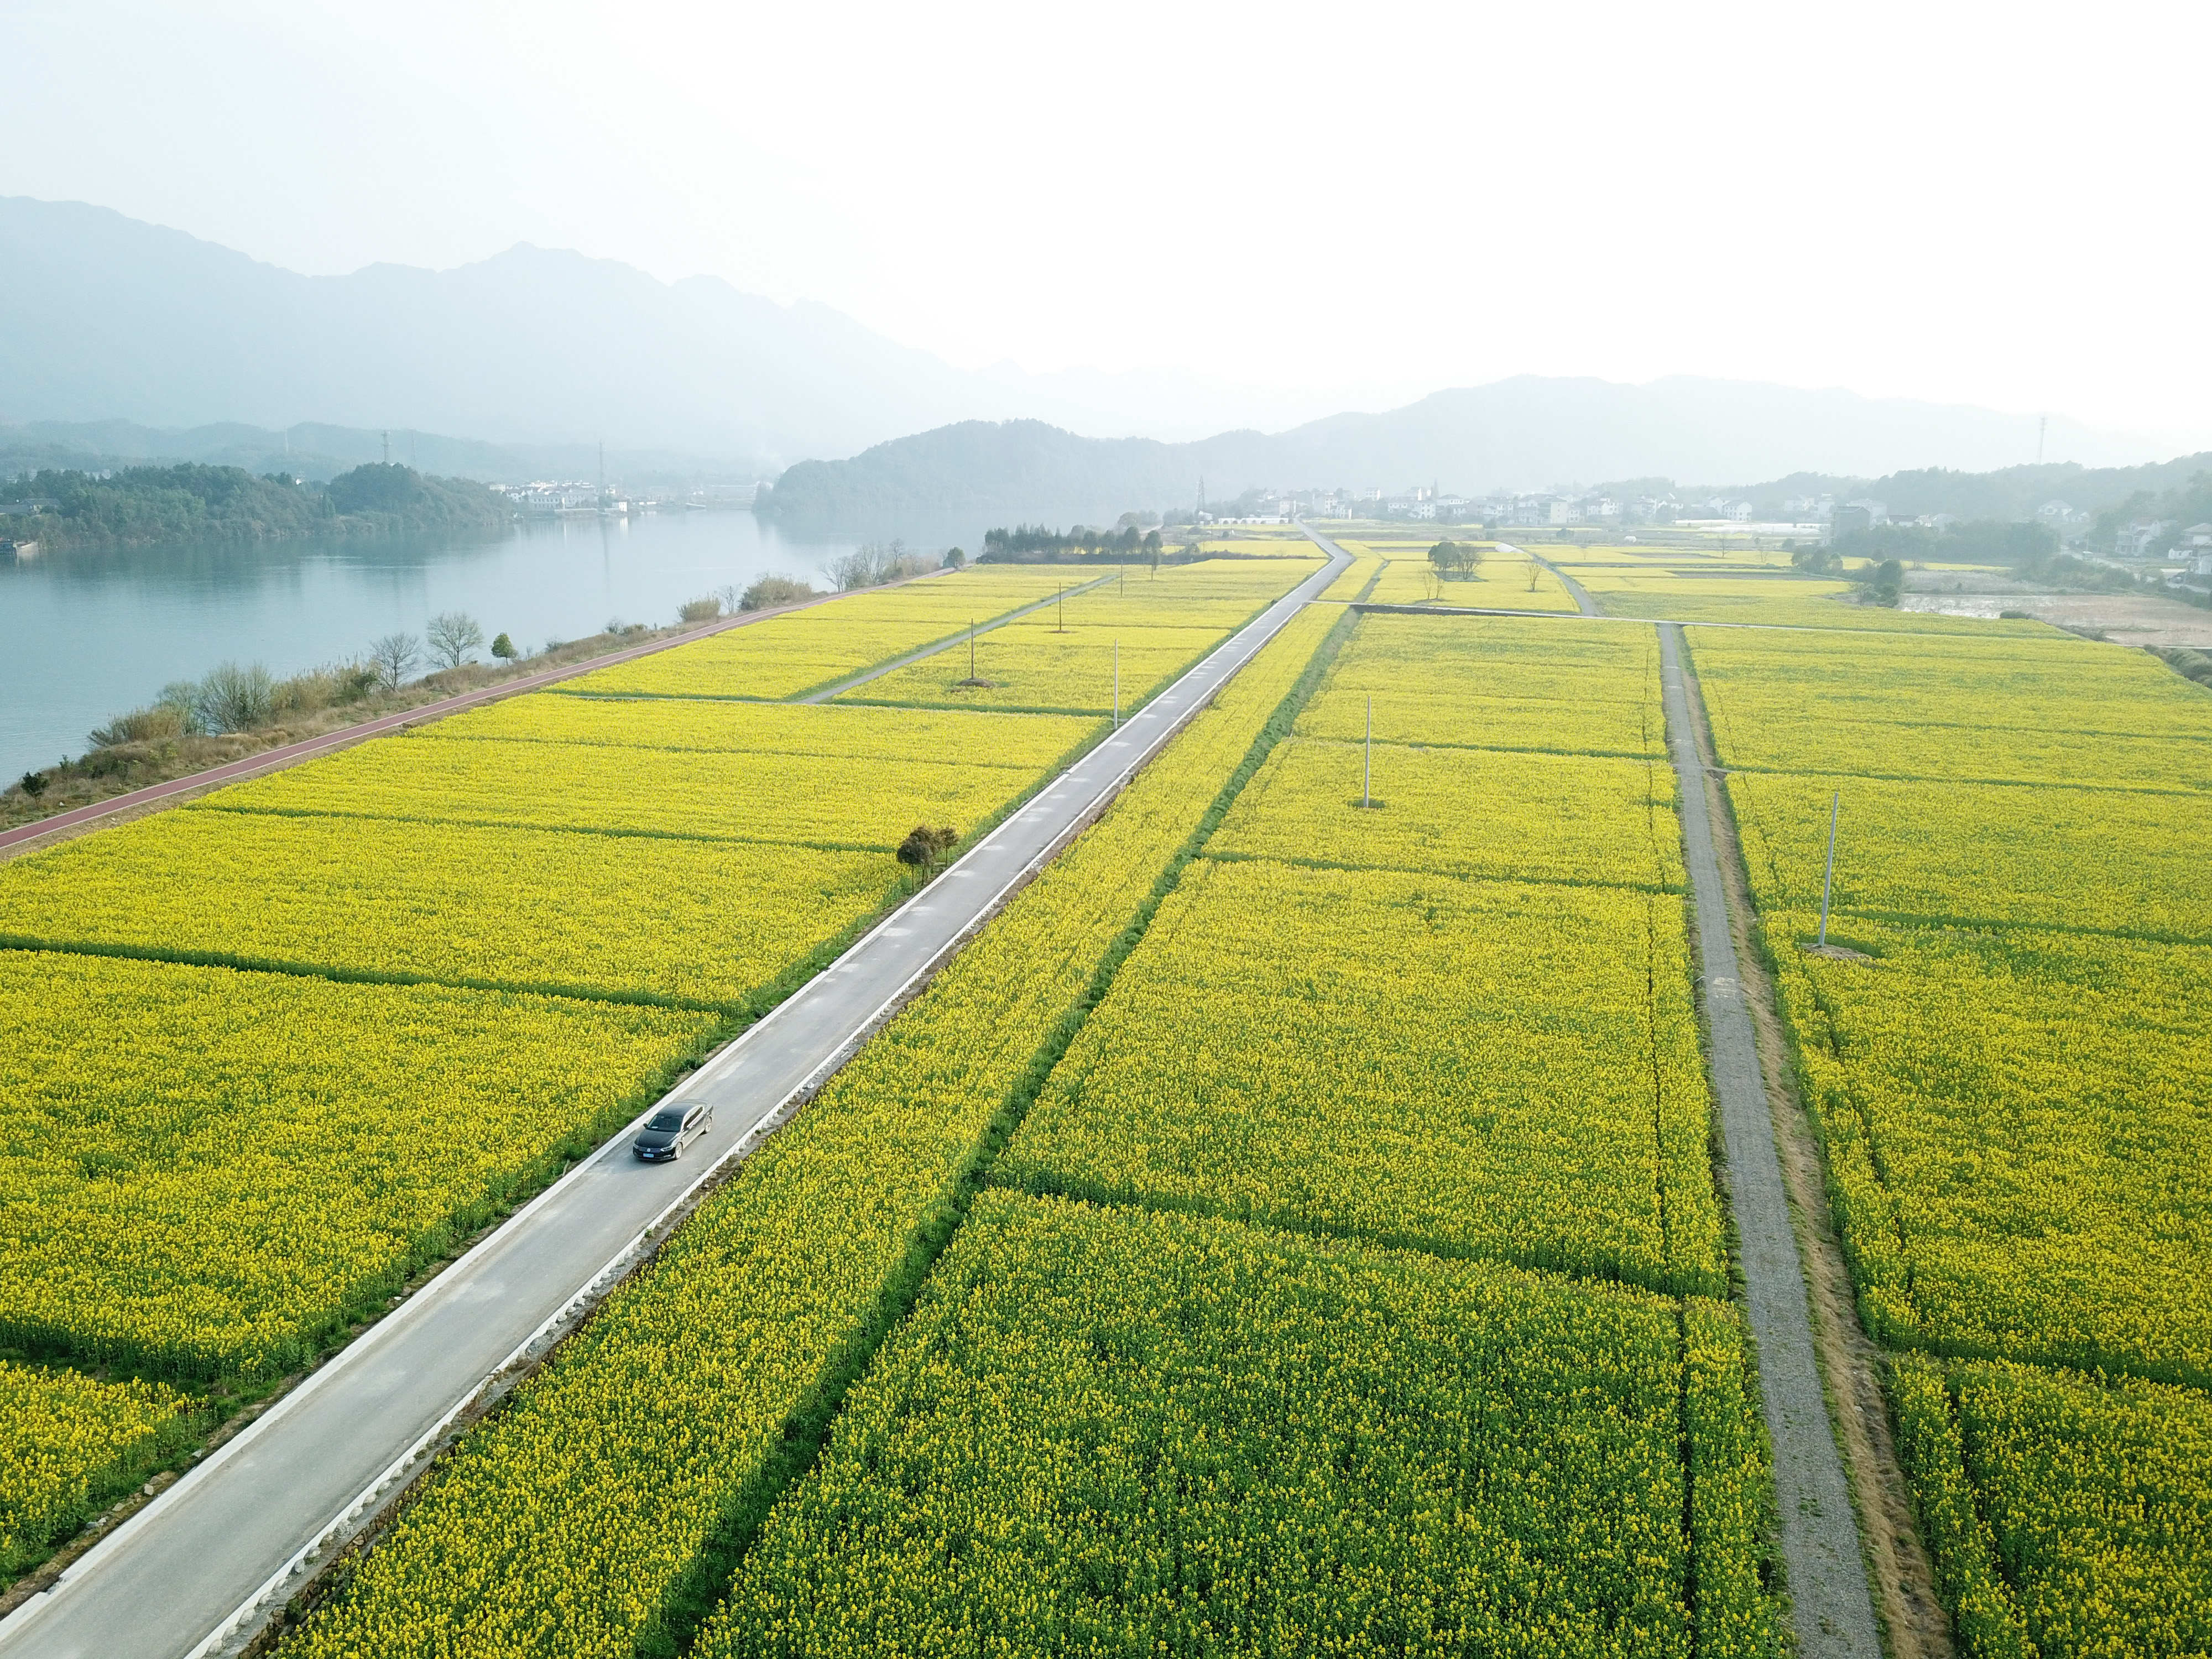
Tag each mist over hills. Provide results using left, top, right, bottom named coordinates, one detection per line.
left=0, top=197, right=1305, bottom=472
left=759, top=387, right=2168, bottom=528
left=1, top=194, right=2168, bottom=519
left=0, top=418, right=731, bottom=489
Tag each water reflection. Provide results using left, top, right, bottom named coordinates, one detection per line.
left=0, top=512, right=972, bottom=775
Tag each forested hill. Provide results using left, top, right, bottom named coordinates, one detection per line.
left=758, top=420, right=1272, bottom=527
left=3, top=462, right=513, bottom=549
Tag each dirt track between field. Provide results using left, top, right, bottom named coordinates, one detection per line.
left=1675, top=644, right=1955, bottom=1659
left=1657, top=623, right=1884, bottom=1659
left=1495, top=541, right=1600, bottom=614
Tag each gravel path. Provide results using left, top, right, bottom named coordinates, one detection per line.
left=1494, top=540, right=1599, bottom=614
left=1657, top=622, right=1882, bottom=1659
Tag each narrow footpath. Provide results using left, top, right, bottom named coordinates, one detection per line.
left=1657, top=622, right=1883, bottom=1659
left=0, top=551, right=1350, bottom=1659
left=1494, top=540, right=1599, bottom=614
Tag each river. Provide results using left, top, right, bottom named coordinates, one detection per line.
left=0, top=511, right=962, bottom=779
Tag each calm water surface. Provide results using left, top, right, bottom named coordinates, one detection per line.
left=0, top=513, right=954, bottom=778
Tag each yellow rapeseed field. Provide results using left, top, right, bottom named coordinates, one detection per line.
left=1694, top=619, right=2212, bottom=1652
left=999, top=860, right=1723, bottom=1295
left=1297, top=613, right=1660, bottom=755
left=1212, top=737, right=1686, bottom=890
left=564, top=566, right=1084, bottom=700
left=1728, top=770, right=2212, bottom=939
left=0, top=1361, right=198, bottom=1577
left=704, top=1192, right=1771, bottom=1659
left=428, top=694, right=1095, bottom=764
left=838, top=558, right=1318, bottom=714
left=194, top=734, right=1041, bottom=847
left=0, top=810, right=899, bottom=1008
left=0, top=950, right=714, bottom=1377
left=1894, top=1355, right=2212, bottom=1659
left=843, top=624, right=1227, bottom=714
left=268, top=593, right=1349, bottom=1659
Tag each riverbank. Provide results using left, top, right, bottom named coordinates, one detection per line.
left=1, top=623, right=693, bottom=843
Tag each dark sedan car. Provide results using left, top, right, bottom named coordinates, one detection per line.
left=632, top=1099, right=712, bottom=1162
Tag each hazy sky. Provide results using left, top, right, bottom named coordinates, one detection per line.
left=7, top=0, right=2208, bottom=450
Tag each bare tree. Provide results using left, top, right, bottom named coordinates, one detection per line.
left=425, top=612, right=486, bottom=670
left=821, top=549, right=878, bottom=592
left=370, top=632, right=420, bottom=691
left=195, top=661, right=278, bottom=731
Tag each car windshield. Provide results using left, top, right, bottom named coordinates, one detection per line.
left=646, top=1108, right=687, bottom=1133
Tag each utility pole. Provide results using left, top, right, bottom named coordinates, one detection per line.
left=381, top=430, right=389, bottom=466
left=1817, top=790, right=1840, bottom=948
left=1363, top=695, right=1373, bottom=808
left=2037, top=416, right=2047, bottom=467
left=1113, top=640, right=1120, bottom=730
left=969, top=620, right=977, bottom=680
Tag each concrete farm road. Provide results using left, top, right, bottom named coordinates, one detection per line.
left=0, top=548, right=1349, bottom=1659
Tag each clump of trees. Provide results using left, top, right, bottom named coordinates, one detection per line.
left=81, top=611, right=500, bottom=749
left=6, top=463, right=513, bottom=551
left=1796, top=517, right=2174, bottom=606
left=896, top=823, right=960, bottom=870
left=1428, top=540, right=1484, bottom=580
left=90, top=658, right=387, bottom=744
left=821, top=541, right=943, bottom=592
left=740, top=574, right=817, bottom=611
left=980, top=524, right=1166, bottom=563
left=2154, top=646, right=2212, bottom=688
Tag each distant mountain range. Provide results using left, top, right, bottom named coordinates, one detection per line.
left=0, top=194, right=2173, bottom=511
left=0, top=418, right=726, bottom=490
left=0, top=197, right=1307, bottom=474
left=759, top=389, right=2177, bottom=528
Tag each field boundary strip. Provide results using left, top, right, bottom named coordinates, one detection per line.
left=1355, top=601, right=2072, bottom=641
left=789, top=572, right=1118, bottom=703
left=0, top=550, right=1354, bottom=1659
left=1714, top=759, right=2212, bottom=799
left=1196, top=843, right=1681, bottom=897
left=180, top=801, right=906, bottom=854
left=0, top=567, right=976, bottom=855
